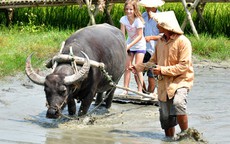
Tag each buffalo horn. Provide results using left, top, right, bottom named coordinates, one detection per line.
left=63, top=51, right=90, bottom=85
left=25, top=53, right=46, bottom=85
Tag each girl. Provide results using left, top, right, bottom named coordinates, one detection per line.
left=120, top=0, right=146, bottom=95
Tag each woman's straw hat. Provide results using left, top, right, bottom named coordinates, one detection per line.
left=138, top=0, right=165, bottom=8
left=151, top=11, right=184, bottom=34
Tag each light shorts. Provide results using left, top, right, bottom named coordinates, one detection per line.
left=159, top=87, right=188, bottom=130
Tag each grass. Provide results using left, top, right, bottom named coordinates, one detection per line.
left=0, top=27, right=73, bottom=77
left=188, top=35, right=230, bottom=61
left=0, top=27, right=229, bottom=78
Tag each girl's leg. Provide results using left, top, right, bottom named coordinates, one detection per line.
left=123, top=54, right=134, bottom=94
left=134, top=53, right=145, bottom=92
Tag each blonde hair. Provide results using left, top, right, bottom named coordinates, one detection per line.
left=124, top=0, right=145, bottom=23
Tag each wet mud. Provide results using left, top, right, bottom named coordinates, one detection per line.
left=0, top=64, right=230, bottom=143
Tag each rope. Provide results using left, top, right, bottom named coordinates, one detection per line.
left=37, top=51, right=158, bottom=120
left=59, top=86, right=116, bottom=120
left=58, top=64, right=120, bottom=120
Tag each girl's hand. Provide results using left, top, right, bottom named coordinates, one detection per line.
left=126, top=45, right=131, bottom=55
left=126, top=44, right=131, bottom=51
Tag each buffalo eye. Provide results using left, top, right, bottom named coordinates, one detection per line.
left=58, top=85, right=67, bottom=96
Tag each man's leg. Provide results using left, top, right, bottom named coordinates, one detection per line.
left=173, top=88, right=189, bottom=132
left=176, top=114, right=189, bottom=140
left=159, top=100, right=177, bottom=138
left=147, top=77, right=155, bottom=93
left=165, top=127, right=175, bottom=137
left=142, top=52, right=151, bottom=93
left=177, top=115, right=188, bottom=131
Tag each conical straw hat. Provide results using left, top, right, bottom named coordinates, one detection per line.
left=138, top=0, right=165, bottom=8
left=151, top=11, right=184, bottom=34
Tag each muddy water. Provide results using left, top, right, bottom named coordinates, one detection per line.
left=0, top=66, right=229, bottom=144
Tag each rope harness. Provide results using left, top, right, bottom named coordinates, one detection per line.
left=58, top=64, right=160, bottom=120
left=45, top=56, right=120, bottom=120
left=55, top=66, right=118, bottom=120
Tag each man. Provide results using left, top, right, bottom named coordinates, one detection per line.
left=138, top=0, right=165, bottom=94
left=131, top=11, right=194, bottom=139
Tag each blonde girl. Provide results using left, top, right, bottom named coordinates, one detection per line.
left=120, top=0, right=146, bottom=95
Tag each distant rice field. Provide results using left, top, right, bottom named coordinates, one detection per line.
left=0, top=2, right=229, bottom=36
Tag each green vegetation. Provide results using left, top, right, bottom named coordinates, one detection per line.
left=159, top=3, right=230, bottom=37
left=188, top=35, right=230, bottom=61
left=0, top=3, right=229, bottom=36
left=0, top=3, right=229, bottom=77
left=0, top=28, right=73, bottom=77
left=0, top=28, right=229, bottom=78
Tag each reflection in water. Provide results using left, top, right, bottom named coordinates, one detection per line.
left=0, top=67, right=230, bottom=143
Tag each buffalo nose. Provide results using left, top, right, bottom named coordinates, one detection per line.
left=47, top=108, right=57, bottom=115
left=46, top=107, right=60, bottom=119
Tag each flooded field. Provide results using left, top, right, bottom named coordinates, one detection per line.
left=0, top=65, right=230, bottom=144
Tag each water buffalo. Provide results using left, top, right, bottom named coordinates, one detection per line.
left=25, top=23, right=126, bottom=119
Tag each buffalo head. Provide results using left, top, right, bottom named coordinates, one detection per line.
left=25, top=52, right=90, bottom=119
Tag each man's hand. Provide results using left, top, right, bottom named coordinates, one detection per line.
left=128, top=65, right=137, bottom=74
left=153, top=65, right=161, bottom=75
left=145, top=36, right=152, bottom=42
left=149, top=11, right=154, bottom=18
left=145, top=34, right=162, bottom=42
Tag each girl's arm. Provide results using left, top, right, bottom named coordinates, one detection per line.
left=120, top=23, right=126, bottom=37
left=127, top=28, right=143, bottom=50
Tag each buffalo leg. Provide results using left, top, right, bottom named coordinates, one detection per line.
left=67, top=98, right=76, bottom=115
left=104, top=88, right=116, bottom=108
left=94, top=92, right=104, bottom=106
left=78, top=92, right=95, bottom=116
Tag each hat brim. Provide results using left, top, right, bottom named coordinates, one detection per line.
left=138, top=0, right=165, bottom=8
left=151, top=11, right=184, bottom=34
left=158, top=24, right=184, bottom=34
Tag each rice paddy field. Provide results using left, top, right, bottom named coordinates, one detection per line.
left=0, top=3, right=229, bottom=37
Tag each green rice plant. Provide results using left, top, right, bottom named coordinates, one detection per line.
left=110, top=4, right=124, bottom=28
left=202, top=3, right=230, bottom=37
left=160, top=3, right=186, bottom=24
left=12, top=5, right=90, bottom=31
left=1, top=2, right=229, bottom=36
left=188, top=34, right=230, bottom=61
left=159, top=3, right=229, bottom=37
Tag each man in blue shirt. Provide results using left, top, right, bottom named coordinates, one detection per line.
left=139, top=0, right=165, bottom=94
